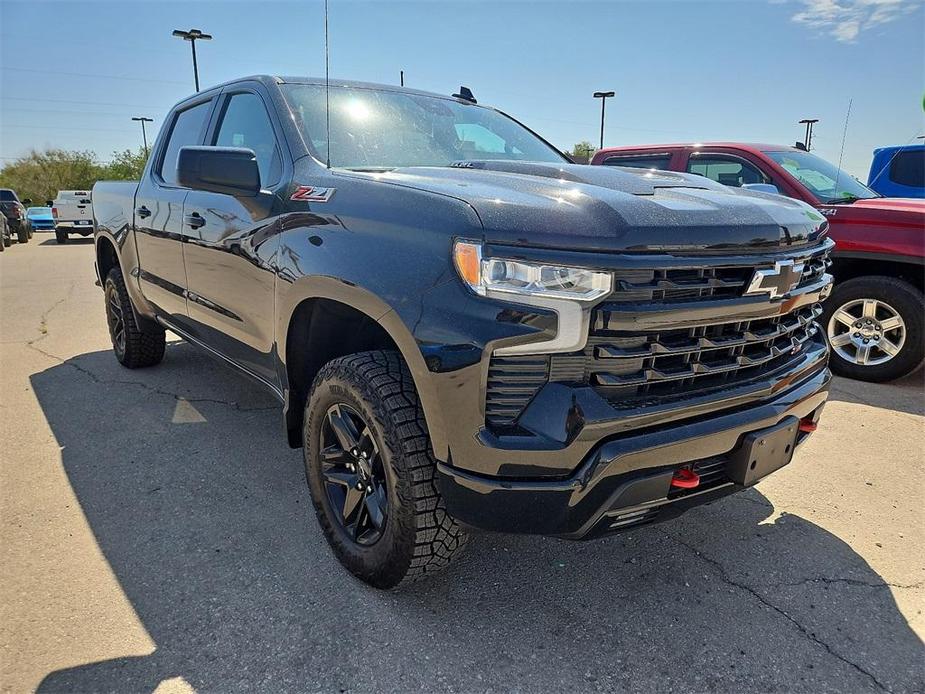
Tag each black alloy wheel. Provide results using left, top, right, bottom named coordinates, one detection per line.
left=105, top=281, right=127, bottom=358
left=319, top=403, right=388, bottom=545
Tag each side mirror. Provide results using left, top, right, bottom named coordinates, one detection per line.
left=177, top=146, right=260, bottom=197
left=22, top=198, right=32, bottom=206
left=742, top=183, right=781, bottom=196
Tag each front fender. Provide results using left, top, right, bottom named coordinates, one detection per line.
left=275, top=274, right=453, bottom=459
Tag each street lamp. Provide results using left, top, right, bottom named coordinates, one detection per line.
left=132, top=117, right=153, bottom=158
left=593, top=91, right=615, bottom=150
left=172, top=28, right=212, bottom=92
left=798, top=118, right=819, bottom=151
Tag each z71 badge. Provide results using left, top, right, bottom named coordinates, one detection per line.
left=290, top=185, right=335, bottom=202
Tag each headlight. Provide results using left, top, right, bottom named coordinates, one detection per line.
left=453, top=240, right=611, bottom=302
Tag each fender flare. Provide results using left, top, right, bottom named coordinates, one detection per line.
left=94, top=230, right=160, bottom=334
left=277, top=276, right=450, bottom=461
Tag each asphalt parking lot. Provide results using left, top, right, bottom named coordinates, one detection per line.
left=1, top=234, right=923, bottom=693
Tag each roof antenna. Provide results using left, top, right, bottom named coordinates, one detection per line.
left=452, top=86, right=477, bottom=104
left=324, top=0, right=331, bottom=169
left=833, top=98, right=852, bottom=199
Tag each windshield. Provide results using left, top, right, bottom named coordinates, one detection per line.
left=28, top=207, right=51, bottom=215
left=282, top=84, right=566, bottom=169
left=763, top=150, right=879, bottom=203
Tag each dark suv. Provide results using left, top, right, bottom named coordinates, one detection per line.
left=0, top=189, right=31, bottom=244
left=93, top=76, right=832, bottom=588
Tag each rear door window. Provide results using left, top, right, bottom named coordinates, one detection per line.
left=889, top=150, right=925, bottom=188
left=687, top=154, right=767, bottom=187
left=602, top=154, right=673, bottom=170
left=158, top=100, right=212, bottom=186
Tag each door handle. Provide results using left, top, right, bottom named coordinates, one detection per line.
left=136, top=205, right=152, bottom=219
left=184, top=212, right=205, bottom=229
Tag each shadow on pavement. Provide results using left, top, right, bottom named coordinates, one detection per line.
left=32, top=344, right=924, bottom=693
left=37, top=237, right=94, bottom=247
left=828, top=371, right=924, bottom=418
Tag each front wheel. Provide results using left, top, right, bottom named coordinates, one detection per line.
left=304, top=351, right=467, bottom=589
left=822, top=276, right=924, bottom=382
left=104, top=267, right=166, bottom=368
left=15, top=224, right=28, bottom=243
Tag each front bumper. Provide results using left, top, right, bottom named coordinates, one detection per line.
left=435, top=366, right=829, bottom=539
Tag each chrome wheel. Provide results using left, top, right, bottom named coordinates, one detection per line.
left=827, top=298, right=905, bottom=366
left=319, top=403, right=388, bottom=546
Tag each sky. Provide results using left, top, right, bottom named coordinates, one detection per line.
left=1, top=0, right=923, bottom=179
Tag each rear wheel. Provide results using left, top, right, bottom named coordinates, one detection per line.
left=15, top=223, right=28, bottom=243
left=104, top=267, right=166, bottom=368
left=823, top=276, right=924, bottom=382
left=304, top=351, right=467, bottom=589
left=55, top=229, right=68, bottom=244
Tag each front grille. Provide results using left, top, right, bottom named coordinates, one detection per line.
left=608, top=245, right=830, bottom=305
left=580, top=304, right=823, bottom=408
left=611, top=266, right=752, bottom=303
left=483, top=243, right=831, bottom=430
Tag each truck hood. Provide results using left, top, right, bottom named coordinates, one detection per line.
left=358, top=161, right=827, bottom=253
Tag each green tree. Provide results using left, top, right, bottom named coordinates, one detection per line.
left=100, top=148, right=149, bottom=181
left=0, top=147, right=147, bottom=205
left=570, top=141, right=596, bottom=162
left=0, top=149, right=99, bottom=205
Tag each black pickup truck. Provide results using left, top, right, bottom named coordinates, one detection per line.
left=93, top=75, right=833, bottom=588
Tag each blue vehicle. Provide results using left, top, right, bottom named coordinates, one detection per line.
left=867, top=144, right=925, bottom=198
left=26, top=206, right=55, bottom=232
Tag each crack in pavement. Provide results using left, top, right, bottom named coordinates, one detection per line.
left=26, top=283, right=76, bottom=346
left=25, top=340, right=278, bottom=414
left=21, top=283, right=277, bottom=413
left=661, top=528, right=892, bottom=693
left=768, top=577, right=925, bottom=590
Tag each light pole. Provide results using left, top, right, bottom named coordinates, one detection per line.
left=593, top=91, right=615, bottom=150
left=799, top=118, right=819, bottom=151
left=172, top=28, right=212, bottom=92
left=132, top=117, right=153, bottom=158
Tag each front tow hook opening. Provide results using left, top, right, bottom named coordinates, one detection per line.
left=670, top=467, right=700, bottom=490
left=798, top=417, right=818, bottom=433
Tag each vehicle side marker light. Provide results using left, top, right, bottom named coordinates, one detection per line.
left=670, top=467, right=700, bottom=489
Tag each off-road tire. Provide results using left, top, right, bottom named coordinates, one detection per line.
left=304, top=350, right=467, bottom=589
left=104, top=267, right=166, bottom=368
left=822, top=275, right=924, bottom=382
left=55, top=229, right=68, bottom=244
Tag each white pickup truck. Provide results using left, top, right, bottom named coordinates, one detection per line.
left=52, top=190, right=94, bottom=243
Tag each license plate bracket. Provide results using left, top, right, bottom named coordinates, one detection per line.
left=726, top=416, right=800, bottom=487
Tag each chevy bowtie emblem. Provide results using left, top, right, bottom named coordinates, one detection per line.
left=290, top=185, right=335, bottom=202
left=744, top=260, right=805, bottom=299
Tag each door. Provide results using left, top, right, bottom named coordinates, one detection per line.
left=134, top=97, right=214, bottom=326
left=181, top=88, right=284, bottom=386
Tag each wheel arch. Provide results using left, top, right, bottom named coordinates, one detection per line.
left=278, top=279, right=448, bottom=459
left=830, top=254, right=924, bottom=294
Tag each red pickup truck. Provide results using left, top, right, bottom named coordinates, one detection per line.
left=592, top=143, right=925, bottom=382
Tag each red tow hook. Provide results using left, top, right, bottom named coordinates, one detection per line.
left=670, top=467, right=700, bottom=490
left=798, top=417, right=818, bottom=433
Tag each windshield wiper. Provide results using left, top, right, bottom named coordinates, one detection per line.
left=822, top=195, right=860, bottom=205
